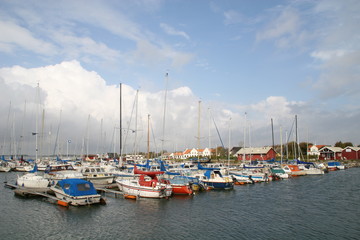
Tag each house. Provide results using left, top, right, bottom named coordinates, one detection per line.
left=182, top=148, right=197, bottom=158
left=235, top=147, right=276, bottom=161
left=308, top=145, right=328, bottom=157
left=318, top=146, right=343, bottom=160
left=342, top=146, right=360, bottom=160
left=230, top=147, right=241, bottom=156
left=182, top=148, right=214, bottom=159
left=169, top=152, right=184, bottom=160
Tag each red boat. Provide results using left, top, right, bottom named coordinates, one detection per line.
left=168, top=177, right=193, bottom=195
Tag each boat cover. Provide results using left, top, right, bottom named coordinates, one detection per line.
left=57, top=178, right=98, bottom=196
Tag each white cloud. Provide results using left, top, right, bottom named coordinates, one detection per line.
left=160, top=23, right=190, bottom=40
left=308, top=0, right=360, bottom=99
left=0, top=61, right=359, bottom=154
left=256, top=7, right=301, bottom=47
left=129, top=39, right=194, bottom=69
left=0, top=20, right=56, bottom=55
left=224, top=10, right=243, bottom=25
left=311, top=50, right=347, bottom=61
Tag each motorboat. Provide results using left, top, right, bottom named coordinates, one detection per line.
left=116, top=165, right=172, bottom=198
left=116, top=174, right=172, bottom=199
left=193, top=170, right=234, bottom=190
left=44, top=163, right=84, bottom=184
left=167, top=177, right=193, bottom=195
left=78, top=165, right=114, bottom=186
left=50, top=178, right=104, bottom=206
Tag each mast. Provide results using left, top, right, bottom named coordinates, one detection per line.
left=197, top=100, right=201, bottom=161
left=147, top=114, right=150, bottom=159
left=280, top=125, right=283, bottom=164
left=295, top=115, right=298, bottom=159
left=119, top=83, right=122, bottom=160
left=243, top=112, right=247, bottom=161
left=161, top=73, right=169, bottom=157
left=35, top=83, right=39, bottom=161
left=271, top=118, right=274, bottom=150
left=228, top=117, right=231, bottom=167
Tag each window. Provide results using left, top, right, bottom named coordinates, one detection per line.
left=77, top=183, right=91, bottom=191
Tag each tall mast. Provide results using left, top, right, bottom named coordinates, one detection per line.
left=119, top=83, right=122, bottom=159
left=228, top=117, right=231, bottom=167
left=197, top=100, right=201, bottom=161
left=161, top=73, right=169, bottom=156
left=147, top=114, right=150, bottom=159
left=280, top=125, right=283, bottom=164
left=271, top=118, right=274, bottom=150
left=243, top=112, right=247, bottom=161
left=295, top=115, right=298, bottom=159
left=35, top=83, right=39, bottom=161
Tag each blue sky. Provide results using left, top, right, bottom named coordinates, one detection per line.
left=0, top=0, right=359, bottom=156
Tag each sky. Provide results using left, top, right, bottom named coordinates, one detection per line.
left=0, top=0, right=359, bottom=157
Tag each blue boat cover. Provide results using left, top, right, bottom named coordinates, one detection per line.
left=57, top=178, right=98, bottom=197
left=328, top=161, right=340, bottom=166
left=296, top=159, right=315, bottom=166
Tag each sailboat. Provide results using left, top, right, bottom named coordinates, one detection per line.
left=16, top=83, right=49, bottom=189
left=16, top=164, right=49, bottom=188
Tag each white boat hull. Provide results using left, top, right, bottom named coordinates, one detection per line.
left=51, top=188, right=102, bottom=206
left=116, top=179, right=172, bottom=198
left=16, top=173, right=49, bottom=188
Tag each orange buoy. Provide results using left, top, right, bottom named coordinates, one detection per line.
left=124, top=194, right=137, bottom=200
left=57, top=200, right=69, bottom=207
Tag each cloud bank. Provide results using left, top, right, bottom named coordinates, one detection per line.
left=0, top=61, right=358, bottom=157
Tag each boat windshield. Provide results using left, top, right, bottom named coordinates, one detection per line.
left=77, top=183, right=92, bottom=191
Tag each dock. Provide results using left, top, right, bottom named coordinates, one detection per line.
left=96, top=187, right=124, bottom=198
left=4, top=181, right=70, bottom=206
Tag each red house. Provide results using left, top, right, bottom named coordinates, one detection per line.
left=319, top=147, right=343, bottom=160
left=236, top=147, right=276, bottom=161
left=342, top=146, right=360, bottom=160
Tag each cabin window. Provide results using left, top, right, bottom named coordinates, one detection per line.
left=77, top=183, right=91, bottom=191
left=91, top=169, right=95, bottom=172
left=85, top=169, right=90, bottom=173
left=96, top=168, right=101, bottom=172
left=63, top=183, right=71, bottom=190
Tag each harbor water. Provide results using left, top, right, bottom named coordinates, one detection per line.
left=1, top=168, right=359, bottom=240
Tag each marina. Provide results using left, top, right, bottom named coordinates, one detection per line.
left=1, top=163, right=359, bottom=239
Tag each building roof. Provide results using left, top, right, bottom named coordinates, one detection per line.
left=236, top=147, right=274, bottom=155
left=319, top=146, right=343, bottom=152
left=343, top=146, right=360, bottom=151
left=309, top=145, right=328, bottom=150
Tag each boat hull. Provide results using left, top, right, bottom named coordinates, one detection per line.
left=51, top=188, right=102, bottom=206
left=116, top=179, right=172, bottom=198
left=171, top=184, right=193, bottom=195
left=16, top=173, right=49, bottom=188
left=202, top=180, right=234, bottom=190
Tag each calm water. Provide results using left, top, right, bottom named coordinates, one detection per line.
left=1, top=168, right=359, bottom=240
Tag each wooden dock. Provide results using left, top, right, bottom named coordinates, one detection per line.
left=4, top=181, right=124, bottom=204
left=96, top=187, right=124, bottom=198
left=4, top=181, right=70, bottom=206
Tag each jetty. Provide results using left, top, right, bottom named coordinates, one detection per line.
left=4, top=181, right=71, bottom=207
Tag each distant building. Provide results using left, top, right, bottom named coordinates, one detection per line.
left=308, top=145, right=329, bottom=157
left=230, top=147, right=241, bottom=157
left=342, top=146, right=360, bottom=160
left=235, top=147, right=276, bottom=161
left=318, top=146, right=343, bottom=160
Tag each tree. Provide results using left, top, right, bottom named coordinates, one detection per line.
left=334, top=141, right=353, bottom=148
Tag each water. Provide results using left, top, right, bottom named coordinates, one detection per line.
left=1, top=168, right=359, bottom=240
